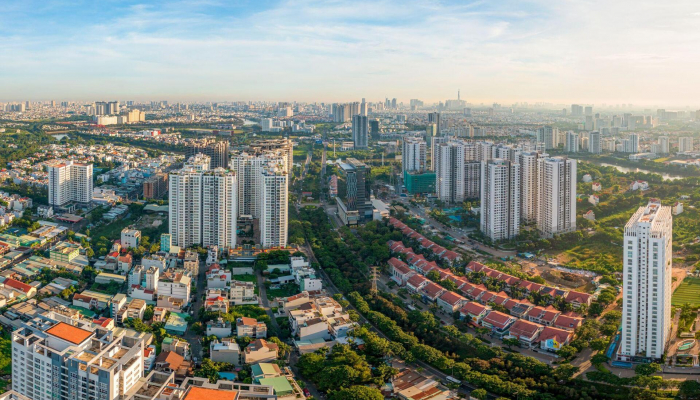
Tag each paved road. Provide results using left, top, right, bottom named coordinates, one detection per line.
left=256, top=270, right=280, bottom=334
left=183, top=260, right=206, bottom=361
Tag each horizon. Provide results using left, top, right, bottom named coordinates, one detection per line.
left=2, top=0, right=700, bottom=107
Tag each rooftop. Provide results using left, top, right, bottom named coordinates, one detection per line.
left=45, top=322, right=93, bottom=345
left=184, top=387, right=237, bottom=400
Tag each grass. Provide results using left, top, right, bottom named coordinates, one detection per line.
left=233, top=274, right=256, bottom=283
left=672, top=277, right=700, bottom=307
left=266, top=283, right=299, bottom=300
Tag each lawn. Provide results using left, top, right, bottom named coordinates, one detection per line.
left=233, top=274, right=256, bottom=283
left=672, top=277, right=700, bottom=308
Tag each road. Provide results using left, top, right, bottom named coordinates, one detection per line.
left=256, top=270, right=280, bottom=334
left=183, top=260, right=206, bottom=361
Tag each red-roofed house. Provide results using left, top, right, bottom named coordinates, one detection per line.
left=480, top=310, right=517, bottom=338
left=526, top=306, right=561, bottom=326
left=552, top=314, right=584, bottom=331
left=406, top=274, right=429, bottom=293
left=437, top=291, right=468, bottom=313
left=3, top=278, right=37, bottom=298
left=420, top=282, right=446, bottom=303
left=440, top=250, right=462, bottom=265
left=564, top=290, right=593, bottom=308
left=389, top=258, right=415, bottom=285
left=508, top=319, right=544, bottom=348
left=459, top=301, right=490, bottom=325
left=465, top=261, right=488, bottom=273
left=539, top=326, right=573, bottom=352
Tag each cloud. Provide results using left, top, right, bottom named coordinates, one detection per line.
left=1, top=0, right=699, bottom=106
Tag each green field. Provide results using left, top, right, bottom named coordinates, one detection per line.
left=672, top=277, right=700, bottom=308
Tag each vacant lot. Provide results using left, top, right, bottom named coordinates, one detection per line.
left=672, top=277, right=700, bottom=308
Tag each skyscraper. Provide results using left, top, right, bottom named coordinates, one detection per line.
left=169, top=155, right=208, bottom=248
left=536, top=126, right=558, bottom=150
left=202, top=168, right=238, bottom=248
left=588, top=131, right=601, bottom=154
left=352, top=114, right=369, bottom=149
left=628, top=133, right=639, bottom=153
left=402, top=137, right=427, bottom=173
left=565, top=131, right=579, bottom=153
left=336, top=158, right=371, bottom=225
left=518, top=152, right=539, bottom=224
left=571, top=104, right=583, bottom=116
left=230, top=152, right=285, bottom=219
left=185, top=140, right=230, bottom=169
left=259, top=165, right=289, bottom=248
left=658, top=136, right=670, bottom=154
left=617, top=200, right=672, bottom=362
left=48, top=161, right=93, bottom=206
left=428, top=112, right=441, bottom=135
left=480, top=159, right=521, bottom=241
left=536, top=157, right=577, bottom=238
left=678, top=136, right=694, bottom=153
left=435, top=140, right=480, bottom=203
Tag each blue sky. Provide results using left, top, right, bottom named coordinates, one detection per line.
left=2, top=0, right=700, bottom=106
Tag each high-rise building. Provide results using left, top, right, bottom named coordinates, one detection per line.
left=658, top=136, right=670, bottom=154
left=369, top=119, right=380, bottom=137
left=588, top=131, right=601, bottom=154
left=336, top=158, right=371, bottom=226
left=536, top=126, right=558, bottom=150
left=249, top=138, right=294, bottom=175
left=536, top=157, right=577, bottom=238
left=230, top=152, right=286, bottom=218
left=518, top=152, right=539, bottom=224
left=628, top=133, right=639, bottom=153
left=480, top=159, right=521, bottom=241
left=435, top=140, right=480, bottom=203
left=259, top=165, right=288, bottom=248
left=202, top=168, right=238, bottom=248
left=584, top=106, right=593, bottom=116
left=352, top=115, right=369, bottom=149
left=428, top=112, right=441, bottom=135
left=143, top=173, right=168, bottom=199
left=185, top=140, right=230, bottom=169
left=678, top=136, right=694, bottom=153
left=48, top=161, right=93, bottom=206
left=402, top=137, right=427, bottom=173
left=12, top=315, right=145, bottom=400
left=169, top=156, right=208, bottom=248
left=571, top=104, right=583, bottom=116
left=565, top=131, right=579, bottom=153
left=617, top=200, right=672, bottom=362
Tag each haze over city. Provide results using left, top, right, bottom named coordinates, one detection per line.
left=3, top=0, right=700, bottom=106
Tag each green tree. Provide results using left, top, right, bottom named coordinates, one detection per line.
left=502, top=338, right=520, bottom=350
left=195, top=358, right=220, bottom=383
left=634, top=362, right=661, bottom=377
left=556, top=345, right=578, bottom=359
left=329, top=386, right=383, bottom=400
left=470, top=388, right=487, bottom=400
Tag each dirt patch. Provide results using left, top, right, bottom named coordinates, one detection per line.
left=540, top=269, right=588, bottom=289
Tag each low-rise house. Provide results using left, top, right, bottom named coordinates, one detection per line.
left=419, top=282, right=446, bottom=303
left=583, top=210, right=596, bottom=221
left=2, top=278, right=37, bottom=299
left=459, top=301, right=489, bottom=325
left=552, top=314, right=584, bottom=331
left=388, top=258, right=415, bottom=286
left=162, top=337, right=190, bottom=360
left=592, top=182, right=602, bottom=192
left=154, top=351, right=192, bottom=384
left=236, top=317, right=268, bottom=339
left=251, top=363, right=282, bottom=382
left=206, top=264, right=232, bottom=289
left=564, top=290, right=593, bottom=308
left=436, top=291, right=467, bottom=313
left=204, top=296, right=229, bottom=313
left=504, top=299, right=534, bottom=319
left=230, top=280, right=258, bottom=305
left=206, top=317, right=233, bottom=338
left=629, top=180, right=649, bottom=191
left=673, top=202, right=684, bottom=215
left=210, top=338, right=242, bottom=366
left=508, top=319, right=544, bottom=348
left=144, top=345, right=156, bottom=373
left=406, top=274, right=429, bottom=293
left=538, top=326, right=574, bottom=352
left=73, top=290, right=112, bottom=310
left=526, top=306, right=561, bottom=326
left=244, top=339, right=279, bottom=364
left=480, top=310, right=516, bottom=338
left=589, top=195, right=599, bottom=206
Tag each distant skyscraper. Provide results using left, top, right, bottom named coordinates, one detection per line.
left=369, top=119, right=380, bottom=137
left=536, top=157, right=577, bottom=238
left=584, top=106, right=593, bottom=116
left=678, top=136, right=694, bottom=153
left=186, top=140, right=230, bottom=169
left=536, top=126, right=558, bottom=150
left=259, top=165, right=288, bottom=248
left=658, top=136, right=670, bottom=154
left=627, top=133, right=639, bottom=153
left=565, top=131, right=579, bottom=153
left=571, top=104, right=583, bottom=116
left=48, top=161, right=93, bottom=206
left=617, top=200, right=672, bottom=362
left=480, top=159, right=520, bottom=241
left=402, top=137, right=427, bottom=173
left=352, top=114, right=369, bottom=149
left=428, top=112, right=441, bottom=135
left=391, top=98, right=397, bottom=109
left=588, top=131, right=601, bottom=154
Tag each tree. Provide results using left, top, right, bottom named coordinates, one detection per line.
left=678, top=380, right=700, bottom=400
left=553, top=363, right=578, bottom=381
left=297, top=352, right=325, bottom=377
left=502, top=338, right=520, bottom=350
left=195, top=358, right=220, bottom=383
left=590, top=337, right=609, bottom=352
left=556, top=345, right=578, bottom=359
left=426, top=270, right=440, bottom=282
left=470, top=388, right=487, bottom=400
left=329, top=386, right=383, bottom=400
left=591, top=353, right=609, bottom=366
left=634, top=362, right=661, bottom=377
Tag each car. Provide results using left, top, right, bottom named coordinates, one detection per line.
left=303, top=389, right=311, bottom=397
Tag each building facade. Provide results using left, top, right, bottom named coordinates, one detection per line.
left=48, top=161, right=93, bottom=206
left=536, top=157, right=577, bottom=238
left=480, top=159, right=521, bottom=241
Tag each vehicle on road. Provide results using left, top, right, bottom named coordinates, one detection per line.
left=303, top=388, right=311, bottom=397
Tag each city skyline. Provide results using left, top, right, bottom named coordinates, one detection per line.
left=3, top=0, right=700, bottom=106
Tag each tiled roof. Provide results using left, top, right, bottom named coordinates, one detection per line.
left=45, top=322, right=93, bottom=344
left=509, top=319, right=543, bottom=339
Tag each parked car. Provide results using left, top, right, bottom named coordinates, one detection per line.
left=303, top=389, right=311, bottom=397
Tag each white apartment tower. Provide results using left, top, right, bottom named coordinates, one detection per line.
left=618, top=201, right=673, bottom=361
left=12, top=316, right=144, bottom=400
left=536, top=126, right=558, bottom=150
left=519, top=152, right=539, bottom=224
left=658, top=136, right=670, bottom=154
left=48, top=161, right=93, bottom=206
left=629, top=133, right=640, bottom=153
left=536, top=157, right=577, bottom=238
left=259, top=165, right=289, bottom=248
left=230, top=152, right=287, bottom=218
left=402, top=137, right=427, bottom=172
left=678, top=137, right=694, bottom=153
left=169, top=155, right=238, bottom=249
left=588, top=131, right=601, bottom=154
left=435, top=140, right=481, bottom=203
left=202, top=169, right=238, bottom=248
left=565, top=131, right=579, bottom=153
left=480, top=159, right=521, bottom=241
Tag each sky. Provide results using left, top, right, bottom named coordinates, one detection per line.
left=2, top=0, right=700, bottom=106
